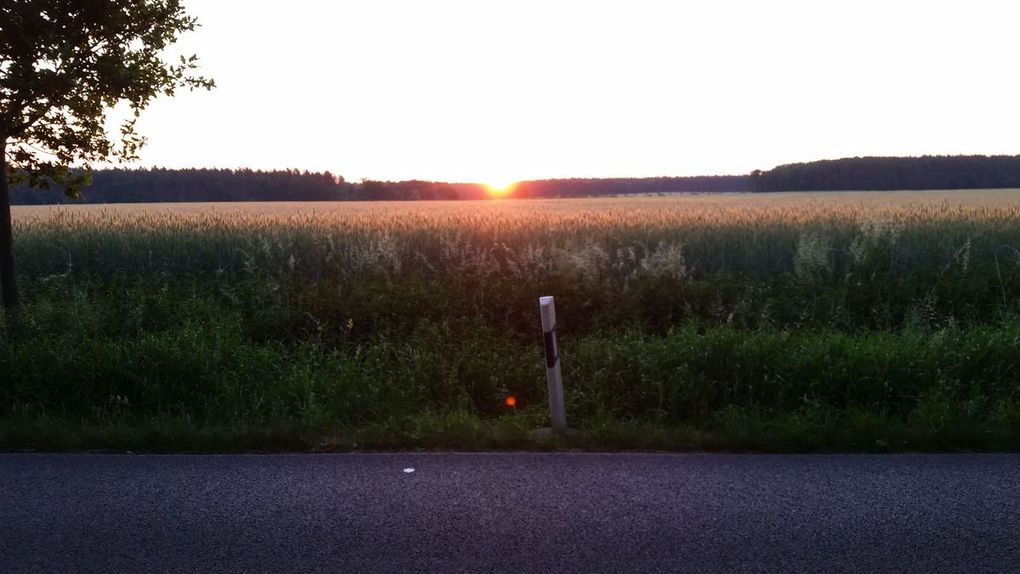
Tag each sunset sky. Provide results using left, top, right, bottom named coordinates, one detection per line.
left=129, top=0, right=1020, bottom=183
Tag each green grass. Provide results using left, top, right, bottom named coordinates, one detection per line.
left=4, top=196, right=1020, bottom=451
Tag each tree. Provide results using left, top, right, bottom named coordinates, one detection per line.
left=0, top=0, right=213, bottom=324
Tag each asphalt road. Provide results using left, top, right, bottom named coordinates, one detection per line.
left=1, top=453, right=1018, bottom=573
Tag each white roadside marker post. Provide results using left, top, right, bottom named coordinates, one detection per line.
left=540, top=296, right=567, bottom=434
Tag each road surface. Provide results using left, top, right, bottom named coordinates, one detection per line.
left=1, top=453, right=1018, bottom=573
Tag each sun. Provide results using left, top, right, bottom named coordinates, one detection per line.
left=484, top=179, right=518, bottom=198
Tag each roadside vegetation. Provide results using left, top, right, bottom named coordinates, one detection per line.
left=3, top=193, right=1020, bottom=452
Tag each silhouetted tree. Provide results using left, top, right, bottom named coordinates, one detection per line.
left=0, top=0, right=213, bottom=322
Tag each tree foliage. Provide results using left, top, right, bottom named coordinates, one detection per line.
left=0, top=0, right=211, bottom=317
left=1, top=0, right=213, bottom=194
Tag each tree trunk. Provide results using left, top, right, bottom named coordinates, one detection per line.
left=0, top=136, right=20, bottom=329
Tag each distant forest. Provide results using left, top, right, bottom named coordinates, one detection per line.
left=512, top=176, right=747, bottom=197
left=9, top=155, right=1020, bottom=204
left=8, top=168, right=749, bottom=204
left=750, top=155, right=1020, bottom=192
left=10, top=168, right=355, bottom=204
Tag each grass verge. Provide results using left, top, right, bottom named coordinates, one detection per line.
left=4, top=317, right=1020, bottom=452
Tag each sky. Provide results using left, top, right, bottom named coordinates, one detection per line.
left=126, top=0, right=1020, bottom=184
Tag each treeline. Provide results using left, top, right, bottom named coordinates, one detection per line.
left=750, top=155, right=1020, bottom=192
left=358, top=179, right=462, bottom=201
left=10, top=168, right=356, bottom=204
left=18, top=155, right=1020, bottom=203
left=351, top=175, right=751, bottom=200
left=508, top=176, right=748, bottom=198
left=9, top=168, right=751, bottom=204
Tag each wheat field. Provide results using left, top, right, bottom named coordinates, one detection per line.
left=4, top=190, right=1020, bottom=451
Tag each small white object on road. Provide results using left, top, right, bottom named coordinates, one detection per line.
left=403, top=468, right=415, bottom=473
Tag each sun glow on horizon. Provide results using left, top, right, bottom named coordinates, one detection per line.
left=484, top=179, right=518, bottom=198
